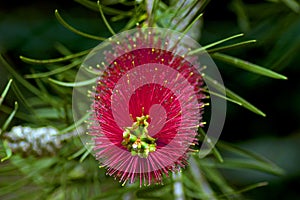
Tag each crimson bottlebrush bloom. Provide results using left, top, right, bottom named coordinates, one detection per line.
left=88, top=28, right=206, bottom=186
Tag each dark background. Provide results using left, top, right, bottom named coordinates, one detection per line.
left=0, top=0, right=299, bottom=199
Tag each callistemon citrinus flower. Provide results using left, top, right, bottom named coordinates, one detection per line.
left=87, top=28, right=206, bottom=186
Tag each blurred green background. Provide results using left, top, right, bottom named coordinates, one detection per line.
left=0, top=0, right=299, bottom=199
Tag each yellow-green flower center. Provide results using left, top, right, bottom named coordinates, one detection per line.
left=121, top=115, right=156, bottom=158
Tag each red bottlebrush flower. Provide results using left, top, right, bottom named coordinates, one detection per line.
left=87, top=28, right=206, bottom=186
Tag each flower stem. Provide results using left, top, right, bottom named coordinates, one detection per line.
left=172, top=171, right=185, bottom=200
left=189, top=157, right=217, bottom=200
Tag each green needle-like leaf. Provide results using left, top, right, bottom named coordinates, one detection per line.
left=216, top=141, right=284, bottom=176
left=172, top=0, right=203, bottom=32
left=202, top=88, right=242, bottom=106
left=217, top=182, right=268, bottom=198
left=147, top=0, right=160, bottom=27
left=182, top=12, right=203, bottom=36
left=217, top=141, right=270, bottom=163
left=0, top=104, right=37, bottom=122
left=225, top=87, right=266, bottom=117
left=207, top=40, right=256, bottom=54
left=68, top=147, right=86, bottom=160
left=189, top=157, right=217, bottom=199
left=79, top=150, right=91, bottom=163
left=20, top=49, right=90, bottom=64
left=75, top=0, right=133, bottom=15
left=1, top=141, right=12, bottom=162
left=166, top=0, right=186, bottom=28
left=212, top=52, right=288, bottom=79
left=97, top=1, right=116, bottom=35
left=203, top=74, right=266, bottom=116
left=0, top=79, right=13, bottom=107
left=48, top=78, right=97, bottom=87
left=25, top=60, right=81, bottom=79
left=1, top=101, right=18, bottom=134
left=282, top=0, right=300, bottom=13
left=199, top=128, right=224, bottom=163
left=59, top=112, right=90, bottom=135
left=55, top=9, right=106, bottom=41
left=13, top=78, right=38, bottom=107
left=202, top=167, right=240, bottom=199
left=1, top=55, right=62, bottom=108
left=189, top=33, right=244, bottom=55
left=209, top=158, right=284, bottom=176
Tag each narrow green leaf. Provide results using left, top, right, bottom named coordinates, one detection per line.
left=120, top=14, right=147, bottom=32
left=55, top=10, right=106, bottom=41
left=182, top=12, right=203, bottom=36
left=207, top=158, right=284, bottom=176
left=199, top=128, right=224, bottom=163
left=75, top=0, right=133, bottom=15
left=189, top=157, right=217, bottom=199
left=75, top=0, right=102, bottom=11
left=0, top=104, right=37, bottom=122
left=10, top=81, right=50, bottom=124
left=32, top=108, right=63, bottom=119
left=1, top=140, right=12, bottom=162
left=54, top=42, right=73, bottom=56
left=212, top=52, right=288, bottom=79
left=172, top=0, right=201, bottom=31
left=185, top=190, right=211, bottom=200
left=111, top=14, right=127, bottom=22
left=231, top=0, right=250, bottom=32
left=68, top=147, right=86, bottom=160
left=147, top=0, right=160, bottom=27
left=0, top=163, right=16, bottom=173
left=25, top=97, right=48, bottom=107
left=167, top=10, right=203, bottom=51
left=166, top=0, right=187, bottom=28
left=3, top=187, right=41, bottom=200
left=203, top=74, right=266, bottom=116
left=0, top=79, right=13, bottom=107
left=2, top=55, right=63, bottom=109
left=79, top=149, right=91, bottom=163
left=90, top=185, right=139, bottom=199
left=60, top=112, right=90, bottom=134
left=136, top=184, right=172, bottom=198
left=0, top=176, right=29, bottom=196
left=269, top=41, right=298, bottom=72
left=119, top=1, right=137, bottom=6
left=97, top=1, right=116, bottom=35
left=189, top=33, right=244, bottom=55
left=202, top=88, right=242, bottom=106
left=207, top=40, right=256, bottom=54
left=217, top=141, right=272, bottom=164
left=282, top=0, right=300, bottom=13
left=1, top=102, right=18, bottom=134
left=201, top=167, right=240, bottom=199
left=226, top=87, right=266, bottom=117
left=182, top=175, right=203, bottom=193
left=20, top=49, right=89, bottom=64
left=48, top=77, right=97, bottom=87
left=25, top=60, right=81, bottom=79
left=31, top=72, right=51, bottom=95
left=84, top=66, right=101, bottom=75
left=216, top=141, right=284, bottom=175
left=217, top=182, right=268, bottom=198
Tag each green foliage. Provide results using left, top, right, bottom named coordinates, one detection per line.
left=0, top=0, right=293, bottom=199
left=0, top=79, right=18, bottom=161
